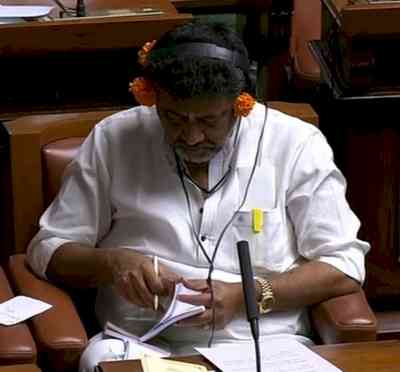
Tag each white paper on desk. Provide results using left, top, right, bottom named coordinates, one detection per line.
left=0, top=295, right=52, bottom=326
left=196, top=338, right=342, bottom=372
left=0, top=5, right=53, bottom=18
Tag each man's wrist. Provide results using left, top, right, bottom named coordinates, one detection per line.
left=94, top=248, right=117, bottom=286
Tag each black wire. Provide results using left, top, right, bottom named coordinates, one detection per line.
left=181, top=165, right=232, bottom=196
left=175, top=105, right=268, bottom=347
left=254, top=324, right=261, bottom=372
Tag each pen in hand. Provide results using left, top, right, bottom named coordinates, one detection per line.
left=153, top=255, right=159, bottom=311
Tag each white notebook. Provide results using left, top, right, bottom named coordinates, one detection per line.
left=104, top=283, right=205, bottom=343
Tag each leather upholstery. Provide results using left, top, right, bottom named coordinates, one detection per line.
left=8, top=255, right=87, bottom=372
left=290, top=0, right=321, bottom=84
left=42, top=137, right=85, bottom=207
left=311, top=291, right=377, bottom=344
left=0, top=267, right=37, bottom=365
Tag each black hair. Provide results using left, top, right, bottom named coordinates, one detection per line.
left=143, top=21, right=253, bottom=100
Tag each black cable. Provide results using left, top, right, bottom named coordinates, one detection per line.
left=253, top=319, right=261, bottom=372
left=175, top=105, right=268, bottom=347
left=181, top=165, right=232, bottom=196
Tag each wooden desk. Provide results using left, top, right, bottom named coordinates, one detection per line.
left=0, top=365, right=41, bottom=372
left=0, top=2, right=184, bottom=55
left=1, top=0, right=177, bottom=18
left=98, top=341, right=400, bottom=372
left=171, top=0, right=272, bottom=12
left=0, top=0, right=191, bottom=119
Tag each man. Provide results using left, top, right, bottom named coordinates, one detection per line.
left=27, top=21, right=369, bottom=365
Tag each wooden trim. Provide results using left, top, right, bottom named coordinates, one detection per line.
left=269, top=101, right=319, bottom=126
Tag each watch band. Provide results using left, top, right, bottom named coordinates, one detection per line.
left=255, top=276, right=275, bottom=314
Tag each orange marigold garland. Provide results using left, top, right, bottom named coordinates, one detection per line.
left=234, top=92, right=256, bottom=117
left=129, top=40, right=157, bottom=106
left=138, top=40, right=156, bottom=67
left=129, top=77, right=156, bottom=106
left=132, top=40, right=256, bottom=114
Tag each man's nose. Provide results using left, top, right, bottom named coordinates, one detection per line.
left=181, top=121, right=205, bottom=145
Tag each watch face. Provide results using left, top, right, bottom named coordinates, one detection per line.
left=259, top=296, right=274, bottom=314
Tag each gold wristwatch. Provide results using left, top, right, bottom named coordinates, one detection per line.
left=255, top=277, right=275, bottom=314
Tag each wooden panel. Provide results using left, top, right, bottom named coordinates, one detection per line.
left=1, top=0, right=177, bottom=16
left=0, top=14, right=191, bottom=56
left=342, top=126, right=400, bottom=300
left=0, top=366, right=41, bottom=372
left=172, top=0, right=272, bottom=11
left=269, top=101, right=319, bottom=126
left=322, top=0, right=400, bottom=36
left=319, top=92, right=400, bottom=305
left=0, top=1, right=191, bottom=118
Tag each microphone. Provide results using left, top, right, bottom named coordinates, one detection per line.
left=76, top=0, right=86, bottom=17
left=237, top=240, right=261, bottom=372
left=51, top=0, right=85, bottom=17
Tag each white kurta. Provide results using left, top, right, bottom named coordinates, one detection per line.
left=27, top=102, right=369, bottom=348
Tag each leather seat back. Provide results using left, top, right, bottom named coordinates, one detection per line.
left=42, top=138, right=85, bottom=208
left=290, top=0, right=321, bottom=82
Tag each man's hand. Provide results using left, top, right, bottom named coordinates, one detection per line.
left=110, top=248, right=181, bottom=309
left=176, top=279, right=244, bottom=330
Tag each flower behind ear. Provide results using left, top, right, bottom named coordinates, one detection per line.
left=129, top=77, right=156, bottom=106
left=234, top=92, right=256, bottom=117
left=138, top=40, right=156, bottom=67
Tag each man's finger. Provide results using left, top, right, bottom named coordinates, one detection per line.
left=182, top=278, right=209, bottom=291
left=178, top=293, right=212, bottom=307
left=128, top=271, right=154, bottom=308
left=176, top=310, right=213, bottom=328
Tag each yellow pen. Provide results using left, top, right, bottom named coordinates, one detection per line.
left=252, top=208, right=264, bottom=233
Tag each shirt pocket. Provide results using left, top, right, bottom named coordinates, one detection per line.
left=232, top=207, right=289, bottom=274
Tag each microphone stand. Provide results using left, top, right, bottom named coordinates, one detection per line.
left=237, top=240, right=262, bottom=372
left=51, top=0, right=85, bottom=17
left=76, top=0, right=86, bottom=17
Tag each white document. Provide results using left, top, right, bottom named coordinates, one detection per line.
left=105, top=283, right=205, bottom=343
left=0, top=5, right=53, bottom=18
left=0, top=295, right=52, bottom=326
left=140, top=283, right=205, bottom=342
left=196, top=338, right=342, bottom=372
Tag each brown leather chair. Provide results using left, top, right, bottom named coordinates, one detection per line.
left=0, top=266, right=37, bottom=366
left=4, top=104, right=376, bottom=371
left=288, top=0, right=321, bottom=95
